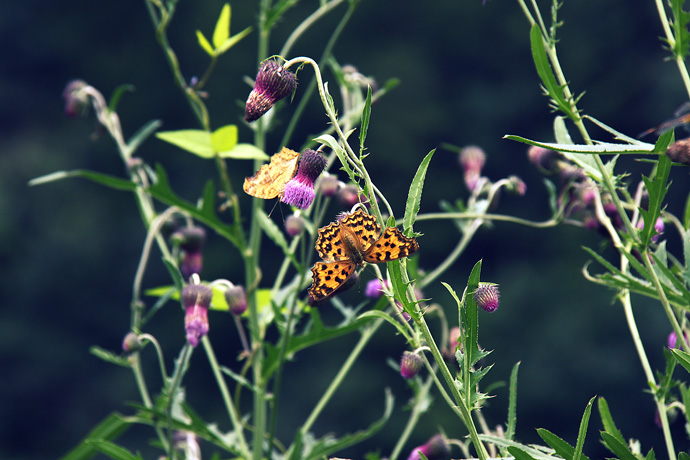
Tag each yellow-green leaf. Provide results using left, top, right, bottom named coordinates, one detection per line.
left=211, top=125, right=238, bottom=152
left=218, top=143, right=269, bottom=160
left=216, top=26, right=252, bottom=55
left=156, top=130, right=214, bottom=158
left=196, top=30, right=214, bottom=57
left=212, top=4, right=231, bottom=50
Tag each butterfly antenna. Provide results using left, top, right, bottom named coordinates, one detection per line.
left=267, top=200, right=280, bottom=218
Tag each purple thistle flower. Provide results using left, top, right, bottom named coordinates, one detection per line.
left=473, top=284, right=500, bottom=313
left=244, top=60, right=298, bottom=122
left=406, top=434, right=450, bottom=460
left=281, top=150, right=327, bottom=210
left=400, top=351, right=423, bottom=379
left=182, top=284, right=213, bottom=347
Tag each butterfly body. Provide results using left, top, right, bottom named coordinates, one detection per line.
left=308, top=209, right=419, bottom=301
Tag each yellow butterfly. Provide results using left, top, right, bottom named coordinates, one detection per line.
left=243, top=147, right=299, bottom=199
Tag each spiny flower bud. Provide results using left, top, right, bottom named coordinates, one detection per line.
left=182, top=284, right=213, bottom=347
left=244, top=60, right=297, bottom=122
left=63, top=79, right=90, bottom=118
left=281, top=149, right=327, bottom=210
left=527, top=145, right=560, bottom=174
left=365, top=278, right=390, bottom=299
left=285, top=213, right=306, bottom=237
left=406, top=434, right=450, bottom=460
left=473, top=284, right=500, bottom=313
left=459, top=145, right=486, bottom=192
left=507, top=175, right=527, bottom=196
left=668, top=330, right=688, bottom=349
left=400, top=351, right=424, bottom=379
left=318, top=173, right=340, bottom=197
left=224, top=284, right=247, bottom=316
left=175, top=227, right=206, bottom=280
left=666, top=138, right=690, bottom=165
left=122, top=332, right=144, bottom=353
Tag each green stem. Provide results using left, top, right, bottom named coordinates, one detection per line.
left=201, top=336, right=251, bottom=458
left=166, top=344, right=193, bottom=460
left=415, top=316, right=488, bottom=460
left=389, top=373, right=434, bottom=460
left=130, top=352, right=169, bottom=451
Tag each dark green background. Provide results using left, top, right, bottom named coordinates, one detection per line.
left=3, top=0, right=689, bottom=458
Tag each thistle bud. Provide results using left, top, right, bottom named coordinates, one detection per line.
left=318, top=173, right=340, bottom=197
left=285, top=213, right=306, bottom=237
left=122, top=332, right=143, bottom=353
left=63, top=79, right=90, bottom=118
left=506, top=175, right=527, bottom=196
left=459, top=145, right=486, bottom=192
left=182, top=284, right=213, bottom=347
left=244, top=60, right=298, bottom=122
left=527, top=145, right=559, bottom=174
left=224, top=284, right=247, bottom=316
left=473, top=284, right=500, bottom=313
left=365, top=278, right=390, bottom=299
left=406, top=434, right=450, bottom=460
left=175, top=227, right=206, bottom=280
left=400, top=351, right=423, bottom=379
left=281, top=150, right=327, bottom=210
left=666, top=138, right=690, bottom=165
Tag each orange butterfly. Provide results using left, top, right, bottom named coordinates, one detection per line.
left=243, top=147, right=299, bottom=199
left=309, top=208, right=419, bottom=301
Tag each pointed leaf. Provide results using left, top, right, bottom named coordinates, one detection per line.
left=89, top=346, right=132, bottom=368
left=671, top=348, right=690, bottom=374
left=503, top=135, right=656, bottom=155
left=218, top=143, right=269, bottom=160
left=507, top=447, right=540, bottom=460
left=404, top=149, right=434, bottom=235
left=196, top=30, right=214, bottom=56
left=597, top=397, right=626, bottom=447
left=216, top=26, right=252, bottom=55
left=506, top=362, right=520, bottom=442
left=600, top=432, right=640, bottom=460
left=29, top=169, right=137, bottom=191
left=85, top=440, right=142, bottom=460
left=212, top=4, right=231, bottom=50
left=127, top=119, right=162, bottom=154
left=210, top=124, right=238, bottom=152
left=573, top=397, right=595, bottom=460
left=359, top=86, right=372, bottom=150
left=537, top=429, right=580, bottom=460
left=529, top=24, right=572, bottom=117
left=59, top=412, right=131, bottom=460
left=156, top=129, right=214, bottom=158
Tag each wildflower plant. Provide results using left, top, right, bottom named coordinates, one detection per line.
left=31, top=1, right=690, bottom=460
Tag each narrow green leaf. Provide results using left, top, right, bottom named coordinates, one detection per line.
left=481, top=435, right=555, bottom=460
left=85, top=440, right=142, bottom=460
left=503, top=135, right=656, bottom=155
left=529, top=24, right=571, bottom=117
left=127, top=119, right=162, bottom=154
left=597, top=397, right=626, bottom=447
left=210, top=124, right=238, bottom=152
left=600, top=432, right=639, bottom=460
left=537, top=429, right=584, bottom=460
left=216, top=26, right=252, bottom=55
left=507, top=447, right=539, bottom=460
left=683, top=228, right=690, bottom=285
left=314, top=134, right=357, bottom=183
left=671, top=348, right=690, bottom=374
left=670, top=0, right=690, bottom=58
left=89, top=346, right=132, bottom=368
left=357, top=310, right=410, bottom=341
left=156, top=129, right=214, bottom=158
left=640, top=147, right=672, bottom=246
left=29, top=169, right=137, bottom=191
left=108, top=84, right=136, bottom=112
left=255, top=209, right=297, bottom=267
left=59, top=412, right=131, bottom=460
left=403, top=149, right=435, bottom=235
left=218, top=143, right=269, bottom=161
left=650, top=252, right=690, bottom=305
left=388, top=259, right=418, bottom=320
left=678, top=452, right=689, bottom=460
left=506, top=362, right=520, bottom=442
left=359, top=85, right=372, bottom=151
left=212, top=4, right=231, bottom=50
left=464, top=260, right=483, bottom=365
left=195, top=30, right=214, bottom=56
left=573, top=397, right=595, bottom=460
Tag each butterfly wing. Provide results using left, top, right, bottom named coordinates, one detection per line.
left=363, top=227, right=419, bottom=263
left=243, top=147, right=300, bottom=199
left=309, top=261, right=357, bottom=301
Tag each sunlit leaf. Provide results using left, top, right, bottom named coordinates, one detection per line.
left=210, top=124, right=238, bottom=152
left=156, top=129, right=214, bottom=158
left=195, top=30, right=214, bottom=57
left=212, top=4, right=231, bottom=50
left=216, top=26, right=252, bottom=55
left=218, top=143, right=269, bottom=160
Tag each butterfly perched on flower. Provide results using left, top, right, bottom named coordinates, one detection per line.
left=308, top=208, right=419, bottom=301
left=243, top=147, right=300, bottom=200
